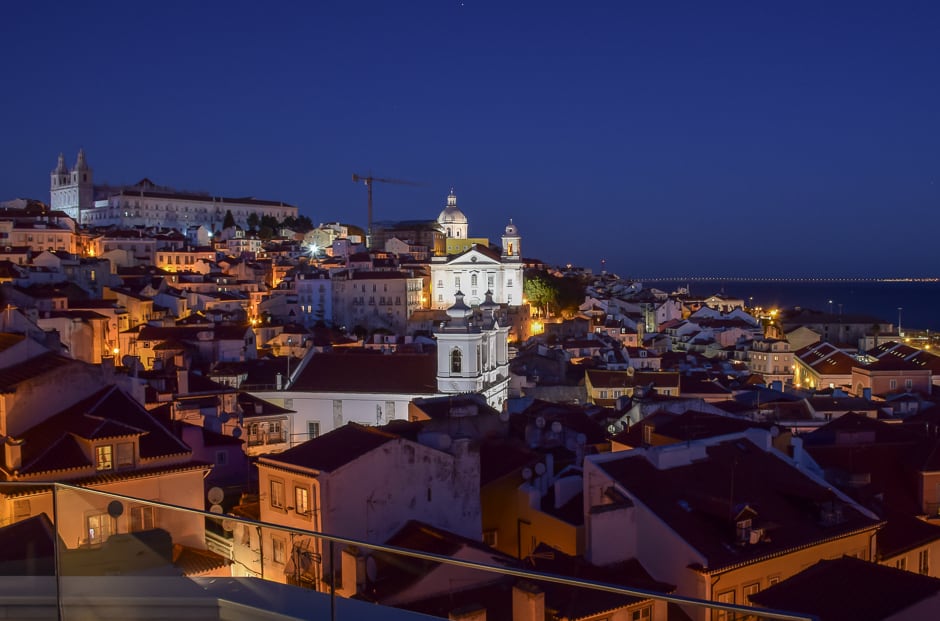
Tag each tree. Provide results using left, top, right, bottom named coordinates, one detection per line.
left=524, top=273, right=558, bottom=318
left=259, top=215, right=279, bottom=239
left=222, top=209, right=236, bottom=230
left=247, top=212, right=260, bottom=231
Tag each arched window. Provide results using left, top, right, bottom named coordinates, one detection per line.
left=471, top=274, right=478, bottom=287
left=451, top=349, right=462, bottom=373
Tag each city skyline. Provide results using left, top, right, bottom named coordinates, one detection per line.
left=1, top=1, right=938, bottom=277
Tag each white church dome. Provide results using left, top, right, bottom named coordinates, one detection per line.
left=504, top=219, right=519, bottom=236
left=438, top=190, right=468, bottom=226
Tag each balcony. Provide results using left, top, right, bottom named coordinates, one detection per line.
left=0, top=482, right=814, bottom=621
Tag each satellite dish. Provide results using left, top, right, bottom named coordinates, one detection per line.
left=521, top=467, right=533, bottom=480
left=626, top=367, right=636, bottom=376
left=209, top=504, right=224, bottom=514
left=207, top=487, right=225, bottom=505
left=535, top=416, right=546, bottom=429
left=107, top=500, right=124, bottom=518
left=534, top=463, right=546, bottom=476
left=221, top=518, right=235, bottom=532
left=551, top=421, right=562, bottom=434
left=232, top=427, right=242, bottom=438
left=220, top=412, right=230, bottom=423
left=608, top=425, right=617, bottom=434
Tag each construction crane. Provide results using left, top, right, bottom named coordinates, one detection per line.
left=352, top=173, right=423, bottom=248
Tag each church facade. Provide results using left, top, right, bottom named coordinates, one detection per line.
left=429, top=191, right=523, bottom=309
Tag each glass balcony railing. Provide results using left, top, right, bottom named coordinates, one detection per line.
left=0, top=482, right=817, bottom=621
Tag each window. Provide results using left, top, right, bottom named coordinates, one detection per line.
left=270, top=479, right=285, bottom=509
left=631, top=606, right=651, bottom=621
left=714, top=589, right=735, bottom=621
left=272, top=538, right=286, bottom=564
left=385, top=401, right=395, bottom=420
left=455, top=277, right=461, bottom=290
left=906, top=379, right=914, bottom=390
left=743, top=582, right=760, bottom=603
left=130, top=506, right=154, bottom=532
left=216, top=450, right=228, bottom=465
left=890, top=379, right=898, bottom=390
left=482, top=529, right=498, bottom=547
left=919, top=549, right=929, bottom=575
left=896, top=557, right=907, bottom=571
left=471, top=274, right=478, bottom=287
left=295, top=486, right=310, bottom=515
left=13, top=499, right=30, bottom=519
left=451, top=349, right=462, bottom=373
left=117, top=442, right=134, bottom=468
left=507, top=279, right=513, bottom=287
left=307, top=421, right=320, bottom=439
left=86, top=513, right=113, bottom=545
left=95, top=445, right=113, bottom=471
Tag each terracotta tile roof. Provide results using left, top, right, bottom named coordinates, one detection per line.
left=0, top=353, right=76, bottom=392
left=877, top=515, right=940, bottom=558
left=617, top=410, right=757, bottom=447
left=289, top=351, right=438, bottom=394
left=258, top=422, right=398, bottom=473
left=863, top=357, right=924, bottom=372
left=594, top=437, right=881, bottom=572
left=586, top=369, right=680, bottom=389
left=795, top=342, right=857, bottom=374
left=237, top=392, right=294, bottom=418
left=172, top=543, right=231, bottom=576
left=398, top=541, right=666, bottom=621
left=18, top=385, right=192, bottom=475
left=748, top=556, right=940, bottom=621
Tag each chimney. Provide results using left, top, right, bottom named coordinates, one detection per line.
left=3, top=436, right=23, bottom=472
left=177, top=367, right=189, bottom=396
left=338, top=546, right=365, bottom=598
left=512, top=582, right=544, bottom=621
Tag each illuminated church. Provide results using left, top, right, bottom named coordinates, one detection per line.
left=429, top=191, right=523, bottom=310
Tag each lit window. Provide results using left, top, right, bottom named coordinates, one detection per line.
left=270, top=479, right=285, bottom=508
left=86, top=513, right=112, bottom=545
left=295, top=486, right=309, bottom=515
left=95, top=445, right=113, bottom=471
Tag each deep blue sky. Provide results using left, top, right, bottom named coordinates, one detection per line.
left=1, top=1, right=938, bottom=277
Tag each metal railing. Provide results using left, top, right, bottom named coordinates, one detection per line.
left=0, top=481, right=817, bottom=621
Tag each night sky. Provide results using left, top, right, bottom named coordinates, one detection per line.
left=1, top=1, right=938, bottom=277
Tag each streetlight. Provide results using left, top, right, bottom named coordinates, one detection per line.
left=828, top=299, right=833, bottom=315
left=898, top=307, right=903, bottom=338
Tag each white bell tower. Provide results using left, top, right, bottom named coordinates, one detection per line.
left=436, top=291, right=510, bottom=409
